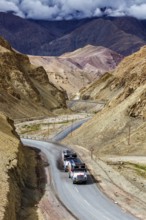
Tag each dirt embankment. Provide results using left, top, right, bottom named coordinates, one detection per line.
left=0, top=112, right=45, bottom=220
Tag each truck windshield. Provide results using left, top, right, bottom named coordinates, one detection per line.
left=64, top=158, right=72, bottom=161
left=74, top=169, right=86, bottom=172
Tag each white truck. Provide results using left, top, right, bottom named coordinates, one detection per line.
left=68, top=158, right=87, bottom=184
left=62, top=149, right=77, bottom=172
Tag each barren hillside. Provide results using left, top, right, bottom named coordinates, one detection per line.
left=0, top=112, right=41, bottom=220
left=63, top=46, right=146, bottom=156
left=29, top=45, right=122, bottom=98
left=0, top=37, right=67, bottom=119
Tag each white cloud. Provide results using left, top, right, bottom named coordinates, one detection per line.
left=128, top=3, right=146, bottom=19
left=1, top=0, right=146, bottom=20
left=19, top=0, right=59, bottom=19
left=0, top=0, right=24, bottom=17
left=94, top=8, right=102, bottom=17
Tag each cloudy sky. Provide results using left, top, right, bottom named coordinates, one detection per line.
left=1, top=0, right=146, bottom=20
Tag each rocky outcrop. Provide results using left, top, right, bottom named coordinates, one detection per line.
left=0, top=112, right=43, bottom=220
left=0, top=112, right=26, bottom=220
left=0, top=36, right=67, bottom=119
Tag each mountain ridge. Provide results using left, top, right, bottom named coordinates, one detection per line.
left=0, top=12, right=146, bottom=56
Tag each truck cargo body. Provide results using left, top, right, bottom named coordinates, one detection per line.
left=62, top=149, right=77, bottom=172
left=63, top=158, right=74, bottom=172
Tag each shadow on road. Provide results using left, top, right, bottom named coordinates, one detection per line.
left=86, top=174, right=100, bottom=185
left=56, top=156, right=64, bottom=172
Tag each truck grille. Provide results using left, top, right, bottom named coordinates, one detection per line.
left=77, top=175, right=84, bottom=179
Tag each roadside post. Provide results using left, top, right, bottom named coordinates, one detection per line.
left=90, top=147, right=94, bottom=159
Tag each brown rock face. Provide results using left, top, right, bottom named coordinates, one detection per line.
left=0, top=36, right=67, bottom=119
left=63, top=46, right=146, bottom=156
left=0, top=112, right=26, bottom=220
left=0, top=112, right=44, bottom=220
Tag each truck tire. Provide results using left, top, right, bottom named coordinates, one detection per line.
left=69, top=173, right=71, bottom=178
left=73, top=179, right=76, bottom=184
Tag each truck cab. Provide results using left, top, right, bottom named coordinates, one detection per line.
left=68, top=159, right=87, bottom=184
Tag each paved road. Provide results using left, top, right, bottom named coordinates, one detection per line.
left=51, top=118, right=90, bottom=142
left=22, top=138, right=137, bottom=220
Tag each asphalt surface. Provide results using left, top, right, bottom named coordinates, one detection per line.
left=51, top=118, right=90, bottom=142
left=22, top=138, right=138, bottom=220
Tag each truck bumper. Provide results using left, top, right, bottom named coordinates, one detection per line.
left=73, top=179, right=87, bottom=184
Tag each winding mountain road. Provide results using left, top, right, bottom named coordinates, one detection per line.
left=22, top=138, right=137, bottom=220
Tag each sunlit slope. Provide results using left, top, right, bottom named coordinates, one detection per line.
left=63, top=46, right=146, bottom=155
left=0, top=37, right=67, bottom=119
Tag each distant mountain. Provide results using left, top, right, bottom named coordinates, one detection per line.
left=0, top=36, right=67, bottom=119
left=0, top=12, right=91, bottom=55
left=29, top=45, right=122, bottom=98
left=0, top=12, right=146, bottom=56
left=45, top=18, right=146, bottom=56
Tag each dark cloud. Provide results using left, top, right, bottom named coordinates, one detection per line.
left=1, top=0, right=146, bottom=20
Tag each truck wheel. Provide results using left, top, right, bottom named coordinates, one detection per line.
left=69, top=173, right=71, bottom=178
left=73, top=179, right=76, bottom=184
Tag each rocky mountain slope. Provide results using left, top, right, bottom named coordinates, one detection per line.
left=63, top=46, right=146, bottom=156
left=0, top=36, right=67, bottom=119
left=0, top=112, right=39, bottom=220
left=0, top=13, right=146, bottom=56
left=0, top=36, right=64, bottom=220
left=29, top=45, right=122, bottom=98
left=0, top=12, right=90, bottom=55
left=44, top=17, right=146, bottom=56
left=0, top=112, right=24, bottom=220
